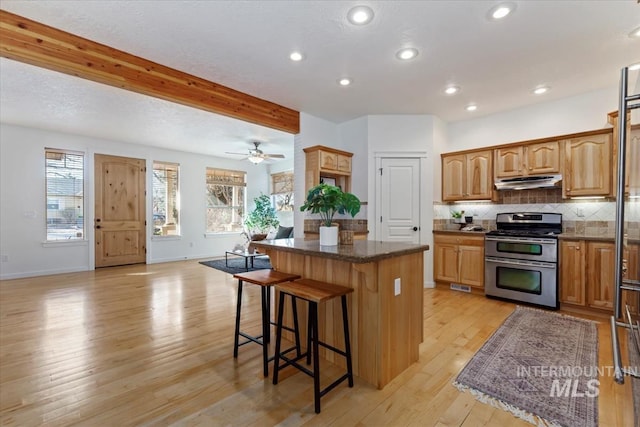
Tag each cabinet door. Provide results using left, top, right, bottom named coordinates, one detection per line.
left=319, top=151, right=338, bottom=170
left=559, top=240, right=585, bottom=305
left=495, top=146, right=523, bottom=178
left=526, top=141, right=560, bottom=175
left=465, top=150, right=493, bottom=200
left=587, top=242, right=615, bottom=310
left=337, top=154, right=352, bottom=172
left=434, top=243, right=459, bottom=283
left=564, top=133, right=612, bottom=197
left=458, top=245, right=484, bottom=288
left=442, top=154, right=465, bottom=201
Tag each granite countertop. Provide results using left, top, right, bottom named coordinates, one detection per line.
left=251, top=238, right=429, bottom=263
left=432, top=229, right=488, bottom=236
left=304, top=230, right=369, bottom=235
left=559, top=233, right=640, bottom=244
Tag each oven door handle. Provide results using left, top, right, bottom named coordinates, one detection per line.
left=485, top=256, right=556, bottom=269
left=485, top=236, right=557, bottom=244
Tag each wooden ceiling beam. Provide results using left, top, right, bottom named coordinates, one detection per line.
left=0, top=10, right=300, bottom=134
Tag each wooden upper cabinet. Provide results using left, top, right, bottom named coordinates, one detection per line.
left=303, top=145, right=353, bottom=194
left=495, top=146, right=523, bottom=178
left=320, top=151, right=338, bottom=170
left=610, top=110, right=640, bottom=197
left=563, top=131, right=612, bottom=197
left=442, top=154, right=465, bottom=200
left=526, top=141, right=561, bottom=175
left=337, top=154, right=352, bottom=172
left=495, top=141, right=560, bottom=178
left=466, top=150, right=493, bottom=199
left=442, top=150, right=493, bottom=201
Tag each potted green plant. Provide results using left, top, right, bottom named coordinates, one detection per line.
left=300, top=183, right=361, bottom=245
left=244, top=194, right=280, bottom=240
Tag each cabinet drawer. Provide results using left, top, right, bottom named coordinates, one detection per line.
left=434, top=234, right=484, bottom=247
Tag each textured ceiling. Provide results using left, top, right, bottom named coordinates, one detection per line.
left=0, top=1, right=638, bottom=159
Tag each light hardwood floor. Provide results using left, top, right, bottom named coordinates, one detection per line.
left=0, top=260, right=634, bottom=426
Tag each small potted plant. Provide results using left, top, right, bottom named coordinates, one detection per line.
left=244, top=194, right=280, bottom=240
left=300, top=183, right=361, bottom=246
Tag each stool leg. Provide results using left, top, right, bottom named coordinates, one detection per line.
left=310, top=302, right=321, bottom=413
left=261, top=286, right=269, bottom=377
left=264, top=286, right=271, bottom=344
left=233, top=280, right=244, bottom=358
left=341, top=295, right=354, bottom=387
left=272, top=291, right=287, bottom=385
left=306, top=302, right=313, bottom=365
left=291, top=295, right=301, bottom=357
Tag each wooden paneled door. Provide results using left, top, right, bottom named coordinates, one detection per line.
left=94, top=154, right=146, bottom=267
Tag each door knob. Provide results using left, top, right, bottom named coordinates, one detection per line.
left=96, top=225, right=102, bottom=229
left=412, top=226, right=418, bottom=231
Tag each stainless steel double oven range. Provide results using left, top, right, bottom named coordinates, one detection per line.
left=484, top=212, right=562, bottom=309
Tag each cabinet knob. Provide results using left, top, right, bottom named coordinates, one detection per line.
left=529, top=167, right=533, bottom=171
left=576, top=246, right=580, bottom=250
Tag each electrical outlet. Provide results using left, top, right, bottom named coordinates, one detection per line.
left=576, top=208, right=585, bottom=217
left=394, top=278, right=401, bottom=296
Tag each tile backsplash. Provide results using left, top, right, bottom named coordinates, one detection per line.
left=434, top=188, right=639, bottom=237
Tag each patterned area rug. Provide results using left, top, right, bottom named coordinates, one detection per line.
left=199, top=257, right=271, bottom=275
left=454, top=306, right=598, bottom=427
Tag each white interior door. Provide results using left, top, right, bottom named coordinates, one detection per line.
left=379, top=158, right=420, bottom=243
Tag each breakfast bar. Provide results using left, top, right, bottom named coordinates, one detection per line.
left=251, top=238, right=429, bottom=389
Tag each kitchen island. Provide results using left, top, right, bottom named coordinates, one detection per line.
left=251, top=238, right=429, bottom=389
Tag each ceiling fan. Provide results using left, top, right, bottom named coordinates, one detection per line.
left=225, top=141, right=285, bottom=164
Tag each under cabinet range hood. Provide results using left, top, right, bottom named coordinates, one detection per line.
left=494, top=174, right=562, bottom=191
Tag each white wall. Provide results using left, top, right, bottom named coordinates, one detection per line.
left=366, top=115, right=436, bottom=287
left=294, top=113, right=340, bottom=234
left=446, top=87, right=617, bottom=153
left=338, top=116, right=368, bottom=202
left=0, top=123, right=269, bottom=279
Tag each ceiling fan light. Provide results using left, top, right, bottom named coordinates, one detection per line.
left=248, top=155, right=264, bottom=164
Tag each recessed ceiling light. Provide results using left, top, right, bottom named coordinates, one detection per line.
left=347, top=5, right=374, bottom=25
left=289, top=51, right=304, bottom=61
left=445, top=85, right=460, bottom=95
left=487, top=2, right=516, bottom=20
left=396, top=48, right=419, bottom=61
left=533, top=85, right=550, bottom=95
left=338, top=78, right=352, bottom=86
left=629, top=26, right=640, bottom=38
left=466, top=104, right=478, bottom=112
left=630, top=63, right=640, bottom=71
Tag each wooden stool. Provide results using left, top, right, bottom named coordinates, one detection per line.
left=232, top=269, right=301, bottom=376
left=272, top=278, right=354, bottom=413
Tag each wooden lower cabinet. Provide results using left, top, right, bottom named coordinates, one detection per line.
left=434, top=234, right=484, bottom=289
left=587, top=242, right=615, bottom=310
left=559, top=240, right=586, bottom=305
left=560, top=240, right=639, bottom=314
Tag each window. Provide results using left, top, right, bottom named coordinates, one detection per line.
left=206, top=168, right=246, bottom=233
left=152, top=161, right=180, bottom=236
left=45, top=149, right=84, bottom=240
left=271, top=171, right=294, bottom=211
